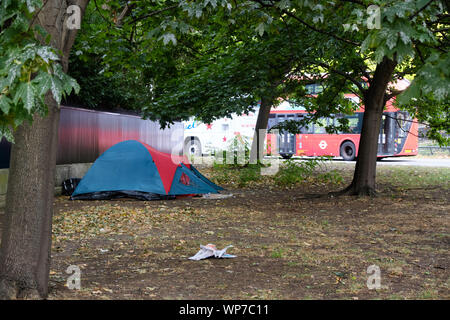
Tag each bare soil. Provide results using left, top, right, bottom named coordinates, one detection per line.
left=0, top=165, right=448, bottom=300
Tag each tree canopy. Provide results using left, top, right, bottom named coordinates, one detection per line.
left=0, top=0, right=80, bottom=140
left=63, top=0, right=449, bottom=141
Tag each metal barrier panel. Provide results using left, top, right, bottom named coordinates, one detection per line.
left=58, top=107, right=100, bottom=164
left=0, top=106, right=184, bottom=168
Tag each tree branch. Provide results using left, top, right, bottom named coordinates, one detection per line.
left=29, top=0, right=49, bottom=30
left=317, top=62, right=367, bottom=94
left=93, top=0, right=112, bottom=27
left=116, top=3, right=135, bottom=27
left=338, top=0, right=365, bottom=6
left=410, top=0, right=435, bottom=20
left=250, top=0, right=360, bottom=46
left=127, top=4, right=179, bottom=25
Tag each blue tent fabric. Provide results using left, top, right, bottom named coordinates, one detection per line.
left=71, top=140, right=220, bottom=200
left=168, top=163, right=218, bottom=195
left=190, top=165, right=224, bottom=191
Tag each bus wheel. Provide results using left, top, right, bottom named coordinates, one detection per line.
left=184, top=138, right=202, bottom=157
left=281, top=153, right=293, bottom=159
left=340, top=141, right=356, bottom=161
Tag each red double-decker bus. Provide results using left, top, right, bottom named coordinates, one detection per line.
left=267, top=96, right=419, bottom=161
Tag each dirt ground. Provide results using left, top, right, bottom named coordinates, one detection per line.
left=0, top=164, right=449, bottom=300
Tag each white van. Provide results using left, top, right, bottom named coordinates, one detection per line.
left=183, top=108, right=260, bottom=156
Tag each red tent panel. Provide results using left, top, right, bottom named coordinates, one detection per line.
left=142, top=142, right=190, bottom=194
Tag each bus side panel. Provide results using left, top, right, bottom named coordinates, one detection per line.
left=295, top=134, right=360, bottom=158
left=395, top=121, right=419, bottom=156
left=311, top=134, right=342, bottom=157
left=295, top=135, right=306, bottom=156
left=296, top=134, right=315, bottom=156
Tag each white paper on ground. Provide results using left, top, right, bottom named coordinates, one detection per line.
left=189, top=244, right=236, bottom=260
left=196, top=193, right=234, bottom=199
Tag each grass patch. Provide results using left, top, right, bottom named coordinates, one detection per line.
left=208, top=157, right=344, bottom=189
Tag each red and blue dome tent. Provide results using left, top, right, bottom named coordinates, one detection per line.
left=71, top=140, right=222, bottom=201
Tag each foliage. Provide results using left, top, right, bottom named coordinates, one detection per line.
left=67, top=0, right=448, bottom=146
left=317, top=169, right=345, bottom=185
left=275, top=158, right=318, bottom=186
left=210, top=155, right=342, bottom=188
left=237, top=165, right=263, bottom=187
left=64, top=52, right=150, bottom=111
left=213, top=134, right=252, bottom=166
left=250, top=0, right=449, bottom=144
left=0, top=0, right=80, bottom=140
left=274, top=157, right=343, bottom=187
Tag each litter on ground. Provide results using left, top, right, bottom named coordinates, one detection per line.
left=189, top=244, right=236, bottom=260
left=196, top=193, right=234, bottom=199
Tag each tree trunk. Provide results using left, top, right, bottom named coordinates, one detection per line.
left=341, top=57, right=397, bottom=196
left=0, top=95, right=60, bottom=299
left=0, top=0, right=89, bottom=299
left=249, top=97, right=273, bottom=164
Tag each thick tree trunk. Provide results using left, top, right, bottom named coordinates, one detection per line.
left=0, top=0, right=88, bottom=299
left=249, top=97, right=273, bottom=163
left=0, top=95, right=60, bottom=299
left=341, top=57, right=397, bottom=196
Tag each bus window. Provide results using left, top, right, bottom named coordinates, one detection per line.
left=313, top=118, right=327, bottom=134
left=305, top=83, right=324, bottom=95
left=396, top=112, right=410, bottom=138
left=336, top=114, right=362, bottom=134
left=301, top=125, right=313, bottom=134
left=347, top=116, right=360, bottom=134
left=268, top=114, right=277, bottom=129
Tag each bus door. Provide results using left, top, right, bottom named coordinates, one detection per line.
left=276, top=114, right=296, bottom=156
left=267, top=114, right=278, bottom=155
left=378, top=113, right=395, bottom=156
left=296, top=115, right=314, bottom=156
left=392, top=111, right=413, bottom=155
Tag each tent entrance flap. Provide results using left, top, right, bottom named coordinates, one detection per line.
left=169, top=163, right=219, bottom=195
left=190, top=165, right=224, bottom=191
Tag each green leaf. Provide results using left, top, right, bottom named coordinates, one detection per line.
left=0, top=95, right=12, bottom=114
left=62, top=75, right=80, bottom=95
left=14, top=82, right=35, bottom=111
left=276, top=0, right=291, bottom=10
left=256, top=23, right=265, bottom=37
left=32, top=71, right=52, bottom=96
left=6, top=64, right=21, bottom=86
left=26, top=0, right=42, bottom=13
left=37, top=46, right=59, bottom=63
left=159, top=33, right=177, bottom=45
left=50, top=76, right=63, bottom=104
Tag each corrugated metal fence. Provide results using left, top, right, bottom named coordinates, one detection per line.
left=0, top=106, right=184, bottom=168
